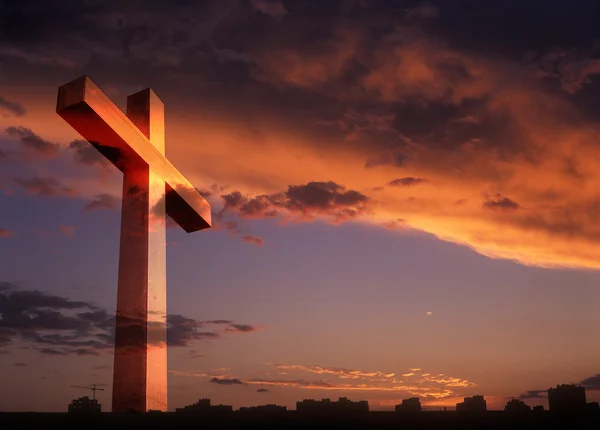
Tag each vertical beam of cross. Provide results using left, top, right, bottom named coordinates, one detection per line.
left=111, top=90, right=167, bottom=413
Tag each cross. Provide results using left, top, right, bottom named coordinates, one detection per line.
left=56, top=76, right=211, bottom=413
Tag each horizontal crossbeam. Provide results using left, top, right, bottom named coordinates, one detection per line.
left=56, top=75, right=211, bottom=232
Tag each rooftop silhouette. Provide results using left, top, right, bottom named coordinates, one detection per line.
left=395, top=397, right=422, bottom=413
left=2, top=387, right=600, bottom=429
left=67, top=396, right=101, bottom=415
left=296, top=397, right=369, bottom=414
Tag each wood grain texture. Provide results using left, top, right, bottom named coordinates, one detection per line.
left=57, top=75, right=211, bottom=232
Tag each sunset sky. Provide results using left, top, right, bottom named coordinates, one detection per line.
left=1, top=0, right=600, bottom=412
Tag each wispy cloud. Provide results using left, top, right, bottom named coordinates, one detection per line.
left=182, top=363, right=477, bottom=399
left=0, top=97, right=26, bottom=117
left=273, top=364, right=395, bottom=380
left=12, top=177, right=76, bottom=197
left=211, top=377, right=245, bottom=386
left=4, top=127, right=59, bottom=158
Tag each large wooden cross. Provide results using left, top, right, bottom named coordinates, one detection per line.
left=56, top=76, right=211, bottom=413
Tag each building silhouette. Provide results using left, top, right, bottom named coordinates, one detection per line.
left=175, top=398, right=233, bottom=414
left=67, top=396, right=101, bottom=414
left=547, top=384, right=586, bottom=414
left=504, top=398, right=531, bottom=415
left=238, top=404, right=287, bottom=414
left=297, top=397, right=369, bottom=414
left=456, top=395, right=487, bottom=413
left=587, top=402, right=600, bottom=411
left=395, top=397, right=421, bottom=413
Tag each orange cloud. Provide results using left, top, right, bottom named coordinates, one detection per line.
left=240, top=235, right=264, bottom=246
left=243, top=364, right=476, bottom=399
left=4, top=3, right=600, bottom=271
left=168, top=18, right=600, bottom=270
left=246, top=378, right=456, bottom=398
left=273, top=364, right=395, bottom=380
left=169, top=363, right=476, bottom=400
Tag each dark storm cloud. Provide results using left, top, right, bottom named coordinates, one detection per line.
left=167, top=316, right=264, bottom=346
left=0, top=282, right=261, bottom=355
left=1, top=1, right=597, bottom=158
left=580, top=374, right=600, bottom=391
left=211, top=377, right=245, bottom=386
left=12, top=177, right=76, bottom=197
left=166, top=314, right=221, bottom=347
left=483, top=195, right=520, bottom=211
left=68, top=140, right=109, bottom=166
left=519, top=389, right=547, bottom=400
left=1, top=1, right=598, bottom=98
left=0, top=96, right=26, bottom=117
left=4, top=126, right=59, bottom=157
left=205, top=319, right=233, bottom=325
left=388, top=177, right=426, bottom=187
left=518, top=373, right=600, bottom=400
left=2, top=1, right=600, bottom=269
left=220, top=181, right=370, bottom=222
left=217, top=181, right=368, bottom=244
left=0, top=284, right=109, bottom=354
left=225, top=324, right=259, bottom=333
left=0, top=286, right=98, bottom=313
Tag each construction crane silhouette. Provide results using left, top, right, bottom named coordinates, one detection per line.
left=71, top=384, right=105, bottom=400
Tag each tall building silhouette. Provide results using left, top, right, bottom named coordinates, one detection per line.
left=547, top=384, right=586, bottom=414
left=456, top=395, right=487, bottom=413
left=395, top=397, right=421, bottom=413
left=175, top=398, right=233, bottom=414
left=504, top=398, right=531, bottom=415
left=297, top=397, right=369, bottom=414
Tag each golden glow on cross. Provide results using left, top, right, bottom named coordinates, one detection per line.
left=56, top=76, right=212, bottom=413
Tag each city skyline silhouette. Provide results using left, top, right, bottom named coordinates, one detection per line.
left=2, top=0, right=600, bottom=420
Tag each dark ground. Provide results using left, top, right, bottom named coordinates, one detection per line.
left=2, top=411, right=600, bottom=429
